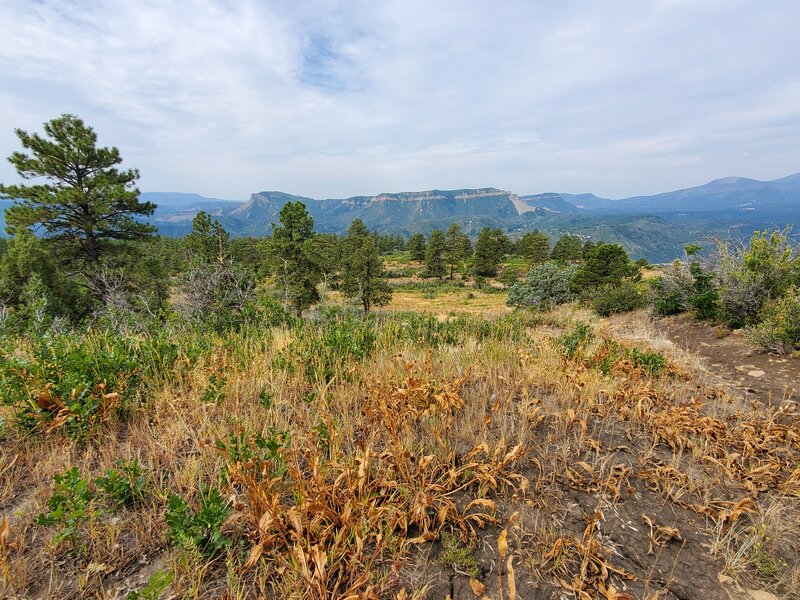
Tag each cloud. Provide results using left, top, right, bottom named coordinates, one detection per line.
left=0, top=0, right=798, bottom=199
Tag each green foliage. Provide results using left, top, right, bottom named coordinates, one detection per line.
left=408, top=233, right=426, bottom=262
left=626, top=347, right=666, bottom=375
left=269, top=201, right=321, bottom=314
left=473, top=227, right=511, bottom=276
left=443, top=223, right=470, bottom=279
left=95, top=458, right=148, bottom=508
left=438, top=531, right=480, bottom=577
left=216, top=427, right=289, bottom=482
left=496, top=266, right=521, bottom=288
left=423, top=229, right=447, bottom=278
left=165, top=487, right=231, bottom=556
left=748, top=287, right=800, bottom=354
left=715, top=229, right=799, bottom=327
left=0, top=331, right=159, bottom=438
left=184, top=211, right=229, bottom=265
left=687, top=255, right=719, bottom=321
left=570, top=243, right=639, bottom=293
left=127, top=569, right=174, bottom=600
left=340, top=219, right=391, bottom=312
left=589, top=281, right=645, bottom=317
left=0, top=233, right=89, bottom=323
left=649, top=265, right=691, bottom=316
left=507, top=262, right=577, bottom=310
left=591, top=341, right=666, bottom=376
left=516, top=230, right=550, bottom=263
left=201, top=373, right=227, bottom=404
left=37, top=467, right=93, bottom=550
left=550, top=234, right=583, bottom=262
left=174, top=262, right=256, bottom=332
left=559, top=322, right=593, bottom=359
left=0, top=114, right=155, bottom=272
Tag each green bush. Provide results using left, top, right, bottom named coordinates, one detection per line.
left=95, top=458, right=148, bottom=508
left=128, top=569, right=174, bottom=600
left=589, top=281, right=645, bottom=317
left=559, top=322, right=593, bottom=359
left=507, top=262, right=577, bottom=310
left=0, top=332, right=158, bottom=438
left=165, top=487, right=231, bottom=556
left=748, top=288, right=800, bottom=354
left=37, top=467, right=93, bottom=550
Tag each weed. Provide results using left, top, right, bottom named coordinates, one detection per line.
left=438, top=530, right=480, bottom=576
left=127, top=568, right=174, bottom=600
left=559, top=321, right=593, bottom=359
left=200, top=373, right=227, bottom=404
left=95, top=458, right=148, bottom=508
left=165, top=487, right=231, bottom=557
left=37, top=467, right=92, bottom=550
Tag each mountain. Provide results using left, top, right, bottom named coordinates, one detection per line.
left=3, top=173, right=796, bottom=262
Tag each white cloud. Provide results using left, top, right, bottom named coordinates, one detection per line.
left=0, top=0, right=798, bottom=199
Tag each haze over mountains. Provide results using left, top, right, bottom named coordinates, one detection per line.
left=142, top=173, right=800, bottom=262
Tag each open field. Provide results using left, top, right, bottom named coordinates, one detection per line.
left=1, top=300, right=798, bottom=599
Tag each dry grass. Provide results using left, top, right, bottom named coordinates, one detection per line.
left=1, top=306, right=798, bottom=599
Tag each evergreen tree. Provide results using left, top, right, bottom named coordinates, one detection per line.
left=341, top=219, right=391, bottom=312
left=551, top=234, right=583, bottom=262
left=0, top=114, right=155, bottom=275
left=424, top=229, right=447, bottom=278
left=517, top=230, right=550, bottom=263
left=582, top=240, right=597, bottom=260
left=444, top=223, right=469, bottom=279
left=408, top=233, right=426, bottom=262
left=269, top=201, right=321, bottom=314
left=570, top=243, right=639, bottom=293
left=184, top=211, right=229, bottom=265
left=472, top=227, right=508, bottom=277
left=0, top=232, right=89, bottom=320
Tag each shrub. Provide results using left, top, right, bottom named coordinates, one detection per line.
left=714, top=229, right=799, bottom=328
left=0, top=332, right=155, bottom=438
left=165, top=487, right=231, bottom=556
left=95, top=458, right=148, bottom=508
left=649, top=265, right=692, bottom=316
left=559, top=322, right=593, bottom=359
left=128, top=569, right=174, bottom=600
left=748, top=288, right=800, bottom=354
left=37, top=467, right=93, bottom=550
left=589, top=281, right=645, bottom=317
left=174, top=263, right=256, bottom=331
left=507, top=262, right=577, bottom=310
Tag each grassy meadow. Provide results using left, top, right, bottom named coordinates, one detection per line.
left=1, top=279, right=798, bottom=599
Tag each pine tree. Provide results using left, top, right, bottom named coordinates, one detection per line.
left=517, top=230, right=550, bottom=263
left=341, top=219, right=391, bottom=311
left=0, top=114, right=155, bottom=274
left=444, top=223, right=469, bottom=279
left=472, top=227, right=508, bottom=277
left=408, top=233, right=426, bottom=262
left=550, top=234, right=583, bottom=262
left=424, top=229, right=447, bottom=279
left=269, top=201, right=321, bottom=314
left=184, top=211, right=229, bottom=266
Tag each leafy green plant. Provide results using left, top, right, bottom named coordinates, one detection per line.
left=438, top=531, right=480, bottom=576
left=95, top=458, right=148, bottom=508
left=216, top=427, right=289, bottom=482
left=626, top=348, right=666, bottom=375
left=165, top=487, right=231, bottom=556
left=507, top=262, right=577, bottom=310
left=749, top=287, right=800, bottom=354
left=37, top=467, right=93, bottom=550
left=127, top=568, right=174, bottom=600
left=589, top=281, right=645, bottom=317
left=559, top=322, right=593, bottom=359
left=201, top=373, right=227, bottom=404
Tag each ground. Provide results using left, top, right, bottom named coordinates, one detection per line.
left=1, top=284, right=798, bottom=599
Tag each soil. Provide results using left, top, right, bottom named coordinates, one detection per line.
left=655, top=315, right=799, bottom=406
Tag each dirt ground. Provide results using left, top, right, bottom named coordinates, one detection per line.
left=655, top=315, right=799, bottom=406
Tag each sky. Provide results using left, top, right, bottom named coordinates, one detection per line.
left=0, top=0, right=798, bottom=201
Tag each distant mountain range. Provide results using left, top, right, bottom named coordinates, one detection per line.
left=1, top=174, right=797, bottom=262
left=143, top=173, right=800, bottom=262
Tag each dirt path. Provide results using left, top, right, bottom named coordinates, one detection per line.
left=655, top=315, right=799, bottom=405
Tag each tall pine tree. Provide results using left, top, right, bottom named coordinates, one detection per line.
left=269, top=201, right=321, bottom=314
left=341, top=219, right=391, bottom=312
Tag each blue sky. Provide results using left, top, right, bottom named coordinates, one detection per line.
left=0, top=0, right=798, bottom=200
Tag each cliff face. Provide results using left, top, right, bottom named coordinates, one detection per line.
left=220, top=188, right=523, bottom=235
